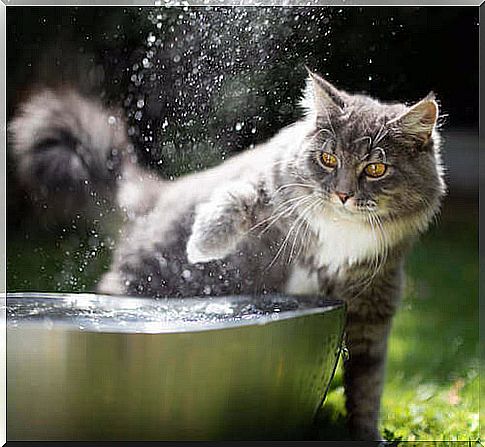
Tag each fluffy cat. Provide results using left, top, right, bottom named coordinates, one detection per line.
left=9, top=70, right=446, bottom=440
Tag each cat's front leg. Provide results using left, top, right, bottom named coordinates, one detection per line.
left=187, top=181, right=265, bottom=264
left=342, top=264, right=403, bottom=440
left=343, top=315, right=392, bottom=440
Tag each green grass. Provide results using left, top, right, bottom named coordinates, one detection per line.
left=315, top=200, right=479, bottom=442
left=7, top=200, right=479, bottom=442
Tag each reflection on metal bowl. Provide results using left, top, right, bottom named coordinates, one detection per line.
left=7, top=292, right=345, bottom=440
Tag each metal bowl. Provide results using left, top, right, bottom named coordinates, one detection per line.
left=7, top=292, right=345, bottom=440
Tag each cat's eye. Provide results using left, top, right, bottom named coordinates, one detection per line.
left=364, top=163, right=387, bottom=178
left=320, top=152, right=338, bottom=169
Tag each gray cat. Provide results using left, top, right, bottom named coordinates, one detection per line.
left=9, top=70, right=446, bottom=440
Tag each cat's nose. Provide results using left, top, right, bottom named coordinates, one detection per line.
left=336, top=191, right=354, bottom=204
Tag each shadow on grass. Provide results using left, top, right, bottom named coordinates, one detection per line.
left=312, top=400, right=351, bottom=440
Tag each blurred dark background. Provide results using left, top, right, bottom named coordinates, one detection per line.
left=7, top=7, right=478, bottom=228
left=7, top=7, right=478, bottom=170
left=7, top=7, right=478, bottom=124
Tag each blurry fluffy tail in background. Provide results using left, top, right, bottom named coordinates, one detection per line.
left=9, top=88, right=161, bottom=227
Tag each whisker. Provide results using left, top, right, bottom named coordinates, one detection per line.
left=295, top=198, right=320, bottom=260
left=374, top=124, right=389, bottom=147
left=258, top=196, right=314, bottom=236
left=352, top=209, right=389, bottom=298
left=274, top=182, right=313, bottom=194
left=343, top=207, right=389, bottom=300
left=266, top=196, right=318, bottom=269
left=247, top=194, right=312, bottom=234
left=306, top=128, right=329, bottom=144
left=319, top=105, right=337, bottom=139
left=287, top=199, right=321, bottom=264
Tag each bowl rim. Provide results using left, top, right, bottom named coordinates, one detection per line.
left=6, top=291, right=345, bottom=335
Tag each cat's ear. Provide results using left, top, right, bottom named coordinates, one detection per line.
left=389, top=94, right=439, bottom=144
left=302, top=67, right=346, bottom=119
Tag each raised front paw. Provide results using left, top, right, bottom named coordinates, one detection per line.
left=186, top=213, right=237, bottom=264
left=186, top=183, right=260, bottom=264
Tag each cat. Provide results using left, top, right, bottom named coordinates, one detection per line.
left=9, top=69, right=446, bottom=440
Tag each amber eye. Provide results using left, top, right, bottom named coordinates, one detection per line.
left=320, top=152, right=338, bottom=169
left=364, top=163, right=387, bottom=178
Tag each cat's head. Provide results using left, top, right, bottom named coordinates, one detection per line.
left=288, top=69, right=446, bottom=234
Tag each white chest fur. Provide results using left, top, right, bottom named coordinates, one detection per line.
left=309, top=209, right=383, bottom=273
left=285, top=208, right=384, bottom=296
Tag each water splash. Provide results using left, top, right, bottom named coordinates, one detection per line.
left=124, top=7, right=335, bottom=177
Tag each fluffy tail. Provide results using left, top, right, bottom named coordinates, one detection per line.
left=9, top=88, right=160, bottom=225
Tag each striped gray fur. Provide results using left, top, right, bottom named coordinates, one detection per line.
left=9, top=71, right=446, bottom=440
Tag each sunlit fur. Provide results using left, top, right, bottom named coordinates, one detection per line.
left=9, top=72, right=446, bottom=440
left=269, top=82, right=446, bottom=275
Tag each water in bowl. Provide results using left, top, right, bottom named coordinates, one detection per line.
left=7, top=292, right=341, bottom=334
